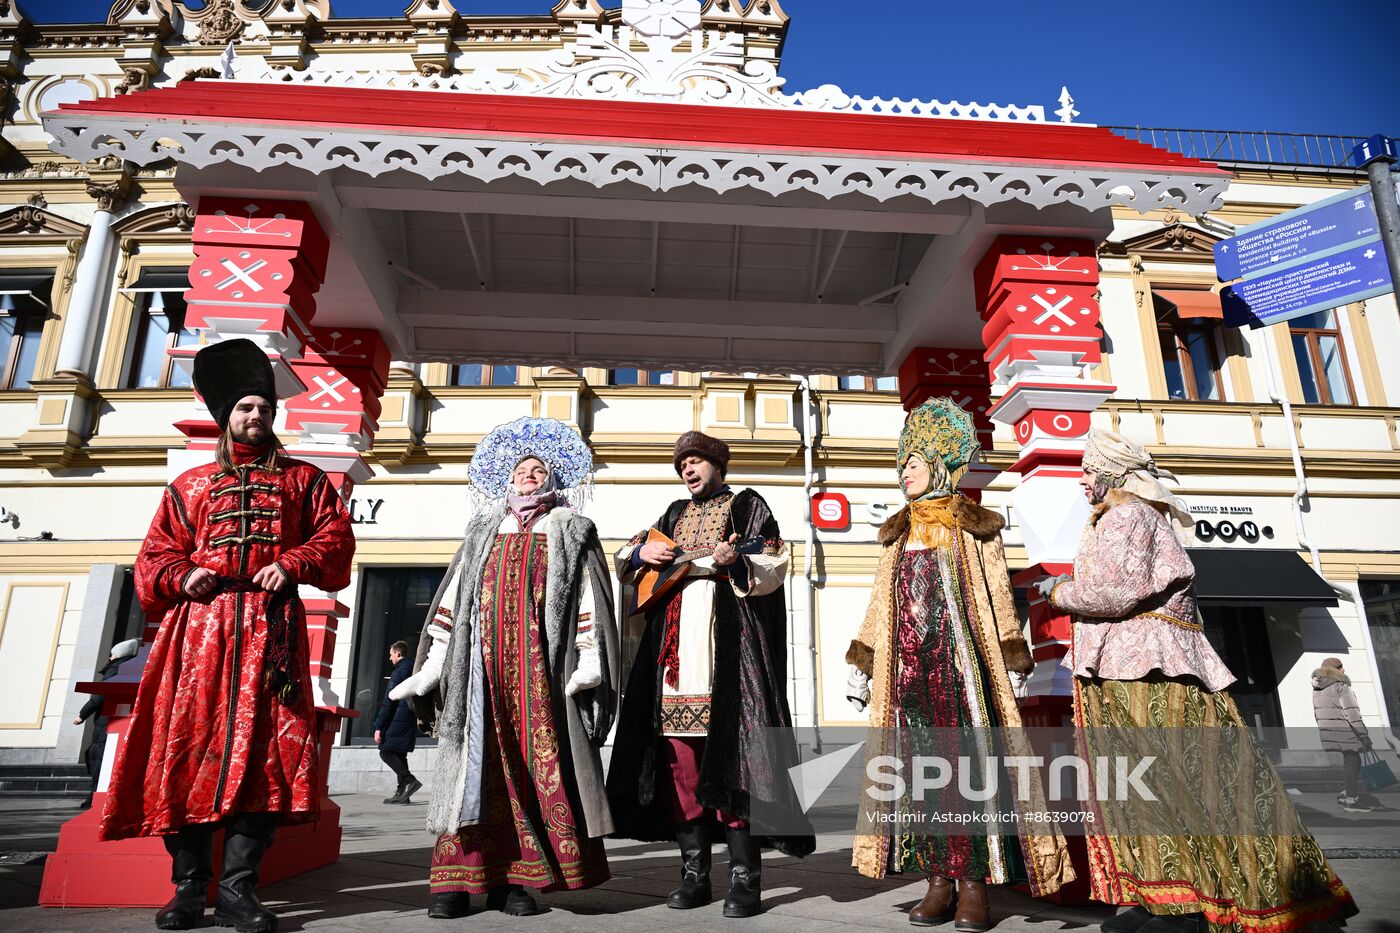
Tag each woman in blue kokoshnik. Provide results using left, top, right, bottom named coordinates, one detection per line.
left=393, top=416, right=620, bottom=919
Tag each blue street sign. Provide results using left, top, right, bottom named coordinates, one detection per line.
left=1222, top=239, right=1392, bottom=329
left=1352, top=134, right=1398, bottom=167
left=1214, top=186, right=1379, bottom=280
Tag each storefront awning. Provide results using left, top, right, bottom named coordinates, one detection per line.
left=1187, top=549, right=1338, bottom=605
left=1156, top=288, right=1223, bottom=320
left=120, top=270, right=190, bottom=294
left=0, top=272, right=54, bottom=310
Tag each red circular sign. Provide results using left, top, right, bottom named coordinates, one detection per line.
left=811, top=492, right=851, bottom=530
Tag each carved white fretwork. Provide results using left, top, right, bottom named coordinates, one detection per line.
left=42, top=118, right=1229, bottom=217
left=245, top=0, right=1058, bottom=124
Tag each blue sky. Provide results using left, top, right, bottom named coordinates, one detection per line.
left=30, top=0, right=1400, bottom=137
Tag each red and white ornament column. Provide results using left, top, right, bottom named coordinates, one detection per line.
left=975, top=236, right=1113, bottom=725
left=40, top=198, right=389, bottom=907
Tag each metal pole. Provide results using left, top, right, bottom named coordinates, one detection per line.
left=1364, top=157, right=1400, bottom=300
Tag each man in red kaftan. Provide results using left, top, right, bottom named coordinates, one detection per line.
left=100, top=339, right=354, bottom=933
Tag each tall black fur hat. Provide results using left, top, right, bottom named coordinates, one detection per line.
left=673, top=430, right=730, bottom=476
left=192, top=338, right=278, bottom=430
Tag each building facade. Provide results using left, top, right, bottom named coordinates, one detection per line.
left=0, top=0, right=1396, bottom=795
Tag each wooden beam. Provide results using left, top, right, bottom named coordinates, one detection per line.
left=338, top=185, right=969, bottom=235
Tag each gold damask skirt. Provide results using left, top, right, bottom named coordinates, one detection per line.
left=1073, top=675, right=1356, bottom=933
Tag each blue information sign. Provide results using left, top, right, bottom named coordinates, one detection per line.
left=1222, top=240, right=1392, bottom=329
left=1214, top=186, right=1378, bottom=281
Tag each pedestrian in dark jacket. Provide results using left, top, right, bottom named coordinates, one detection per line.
left=72, top=638, right=140, bottom=808
left=376, top=641, right=422, bottom=804
left=1311, top=657, right=1371, bottom=811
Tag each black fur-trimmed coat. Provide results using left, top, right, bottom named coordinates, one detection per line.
left=605, top=487, right=816, bottom=857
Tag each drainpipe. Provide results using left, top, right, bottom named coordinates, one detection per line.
left=799, top=376, right=822, bottom=754
left=1260, top=334, right=1393, bottom=734
left=1260, top=333, right=1319, bottom=570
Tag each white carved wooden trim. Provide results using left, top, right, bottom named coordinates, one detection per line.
left=42, top=116, right=1228, bottom=217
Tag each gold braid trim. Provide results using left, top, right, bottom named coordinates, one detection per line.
left=210, top=507, right=280, bottom=523
left=210, top=532, right=282, bottom=548
left=1140, top=610, right=1201, bottom=631
left=210, top=482, right=280, bottom=499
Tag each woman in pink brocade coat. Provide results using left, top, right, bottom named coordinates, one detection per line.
left=1043, top=428, right=1355, bottom=933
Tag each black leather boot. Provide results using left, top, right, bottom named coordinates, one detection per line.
left=213, top=813, right=279, bottom=933
left=427, top=892, right=470, bottom=919
left=666, top=819, right=713, bottom=909
left=156, top=826, right=215, bottom=930
left=721, top=825, right=761, bottom=919
left=485, top=884, right=539, bottom=916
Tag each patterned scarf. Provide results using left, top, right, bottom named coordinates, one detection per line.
left=505, top=457, right=562, bottom=530
left=506, top=490, right=560, bottom=531
left=907, top=497, right=963, bottom=549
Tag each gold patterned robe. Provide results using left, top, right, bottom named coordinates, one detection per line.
left=845, top=497, right=1075, bottom=895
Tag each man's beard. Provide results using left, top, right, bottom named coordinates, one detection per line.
left=231, top=425, right=274, bottom=447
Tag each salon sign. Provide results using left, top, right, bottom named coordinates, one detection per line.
left=1182, top=499, right=1292, bottom=548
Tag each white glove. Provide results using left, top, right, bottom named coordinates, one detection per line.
left=389, top=622, right=450, bottom=700
left=846, top=664, right=872, bottom=712
left=565, top=649, right=602, bottom=697
left=1033, top=574, right=1071, bottom=599
left=1009, top=669, right=1029, bottom=699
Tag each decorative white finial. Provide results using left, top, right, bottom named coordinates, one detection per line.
left=622, top=0, right=702, bottom=40
left=219, top=41, right=237, bottom=80
left=1056, top=86, right=1079, bottom=124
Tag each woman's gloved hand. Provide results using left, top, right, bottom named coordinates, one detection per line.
left=566, top=648, right=602, bottom=697
left=846, top=664, right=872, bottom=712
left=1032, top=574, right=1071, bottom=599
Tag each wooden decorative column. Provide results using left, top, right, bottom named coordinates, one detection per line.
left=974, top=236, right=1113, bottom=725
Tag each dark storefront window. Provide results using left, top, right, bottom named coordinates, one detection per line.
left=1200, top=605, right=1285, bottom=754
left=1360, top=580, right=1400, bottom=739
left=346, top=567, right=447, bottom=745
left=113, top=568, right=148, bottom=646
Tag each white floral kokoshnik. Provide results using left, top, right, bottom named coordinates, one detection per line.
left=468, top=416, right=594, bottom=500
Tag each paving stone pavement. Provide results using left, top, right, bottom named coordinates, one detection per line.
left=2, top=791, right=1397, bottom=933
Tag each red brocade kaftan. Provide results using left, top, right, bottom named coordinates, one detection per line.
left=100, top=453, right=353, bottom=840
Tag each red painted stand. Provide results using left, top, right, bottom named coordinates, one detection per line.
left=39, top=680, right=354, bottom=908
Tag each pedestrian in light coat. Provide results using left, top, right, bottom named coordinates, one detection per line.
left=1311, top=657, right=1372, bottom=811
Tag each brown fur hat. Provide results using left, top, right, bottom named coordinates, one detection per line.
left=674, top=431, right=730, bottom=476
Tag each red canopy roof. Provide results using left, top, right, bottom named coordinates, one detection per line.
left=58, top=81, right=1223, bottom=176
